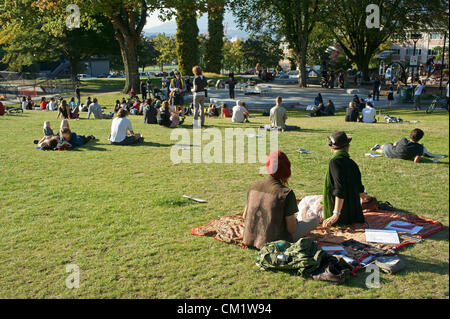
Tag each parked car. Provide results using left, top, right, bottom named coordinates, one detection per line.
left=245, top=69, right=256, bottom=75
left=277, top=72, right=289, bottom=79
left=155, top=71, right=168, bottom=77
left=288, top=70, right=299, bottom=79
left=77, top=74, right=96, bottom=79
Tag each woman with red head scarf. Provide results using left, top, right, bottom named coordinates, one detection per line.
left=242, top=151, right=319, bottom=249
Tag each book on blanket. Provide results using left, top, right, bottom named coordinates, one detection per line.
left=321, top=246, right=347, bottom=255
left=365, top=229, right=400, bottom=245
left=385, top=221, right=423, bottom=234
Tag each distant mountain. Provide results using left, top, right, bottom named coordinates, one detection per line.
left=143, top=13, right=249, bottom=40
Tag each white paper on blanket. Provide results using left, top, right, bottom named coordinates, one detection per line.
left=385, top=221, right=423, bottom=234
left=297, top=149, right=312, bottom=154
left=365, top=229, right=400, bottom=244
left=247, top=134, right=264, bottom=138
left=306, top=105, right=316, bottom=111
left=321, top=246, right=347, bottom=255
left=365, top=153, right=382, bottom=157
left=183, top=195, right=207, bottom=203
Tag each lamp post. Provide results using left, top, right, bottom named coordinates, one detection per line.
left=410, top=33, right=422, bottom=84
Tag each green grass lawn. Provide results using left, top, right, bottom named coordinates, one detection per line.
left=0, top=103, right=448, bottom=298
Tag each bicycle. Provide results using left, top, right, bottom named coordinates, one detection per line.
left=426, top=95, right=449, bottom=114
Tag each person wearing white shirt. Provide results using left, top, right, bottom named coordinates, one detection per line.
left=48, top=98, right=57, bottom=111
left=413, top=80, right=426, bottom=111
left=362, top=102, right=377, bottom=123
left=232, top=100, right=249, bottom=123
left=21, top=97, right=28, bottom=111
left=446, top=81, right=449, bottom=111
left=109, top=108, right=143, bottom=145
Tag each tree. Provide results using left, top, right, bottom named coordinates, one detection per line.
left=205, top=0, right=225, bottom=73
left=138, top=36, right=160, bottom=72
left=223, top=38, right=245, bottom=73
left=175, top=5, right=200, bottom=75
left=323, top=0, right=449, bottom=81
left=153, top=33, right=177, bottom=71
left=31, top=0, right=161, bottom=93
left=0, top=0, right=119, bottom=76
left=231, top=0, right=322, bottom=87
left=242, top=36, right=284, bottom=70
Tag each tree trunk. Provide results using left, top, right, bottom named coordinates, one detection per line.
left=116, top=32, right=140, bottom=94
left=356, top=57, right=370, bottom=82
left=68, top=57, right=80, bottom=80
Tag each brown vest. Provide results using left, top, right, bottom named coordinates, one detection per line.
left=243, top=177, right=293, bottom=249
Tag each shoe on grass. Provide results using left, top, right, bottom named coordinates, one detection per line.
left=371, top=144, right=381, bottom=151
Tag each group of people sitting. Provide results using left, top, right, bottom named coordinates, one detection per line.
left=311, top=93, right=336, bottom=117
left=242, top=127, right=428, bottom=251
left=345, top=94, right=378, bottom=123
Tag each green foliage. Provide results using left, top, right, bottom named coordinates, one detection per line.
left=223, top=39, right=245, bottom=73
left=322, top=0, right=450, bottom=80
left=205, top=0, right=225, bottom=73
left=242, top=35, right=284, bottom=70
left=138, top=37, right=160, bottom=72
left=176, top=8, right=199, bottom=75
left=153, top=33, right=177, bottom=70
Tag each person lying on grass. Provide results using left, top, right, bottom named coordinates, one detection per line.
left=322, top=131, right=372, bottom=228
left=60, top=127, right=95, bottom=150
left=242, top=151, right=319, bottom=249
left=109, top=108, right=143, bottom=146
left=370, top=128, right=425, bottom=164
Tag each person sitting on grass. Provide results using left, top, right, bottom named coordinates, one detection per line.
left=57, top=100, right=73, bottom=120
left=40, top=97, right=48, bottom=111
left=109, top=108, right=143, bottom=146
left=322, top=131, right=372, bottom=228
left=242, top=151, right=319, bottom=249
left=59, top=127, right=95, bottom=150
left=88, top=98, right=112, bottom=119
left=207, top=104, right=219, bottom=117
left=158, top=101, right=172, bottom=127
left=221, top=103, right=231, bottom=118
left=43, top=121, right=55, bottom=137
left=170, top=109, right=184, bottom=128
left=345, top=101, right=361, bottom=122
left=232, top=100, right=250, bottom=123
left=371, top=128, right=425, bottom=163
left=270, top=96, right=287, bottom=130
left=361, top=102, right=376, bottom=123
left=144, top=99, right=158, bottom=124
left=325, top=100, right=335, bottom=116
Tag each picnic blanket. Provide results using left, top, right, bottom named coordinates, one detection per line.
left=191, top=210, right=444, bottom=256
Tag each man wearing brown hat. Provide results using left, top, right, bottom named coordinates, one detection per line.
left=322, top=132, right=371, bottom=228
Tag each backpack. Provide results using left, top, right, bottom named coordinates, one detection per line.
left=257, top=238, right=327, bottom=277
left=195, top=75, right=208, bottom=92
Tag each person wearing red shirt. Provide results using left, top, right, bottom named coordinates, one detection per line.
left=221, top=103, right=231, bottom=118
left=40, top=97, right=48, bottom=110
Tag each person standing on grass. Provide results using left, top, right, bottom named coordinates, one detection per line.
left=414, top=80, right=426, bottom=111
left=191, top=66, right=208, bottom=128
left=373, top=76, right=381, bottom=101
left=109, top=108, right=143, bottom=145
left=227, top=75, right=236, bottom=99
left=170, top=71, right=186, bottom=113
left=322, top=132, right=371, bottom=228
left=371, top=128, right=425, bottom=164
left=75, top=85, right=81, bottom=107
left=242, top=151, right=319, bottom=249
left=147, top=77, right=153, bottom=98
left=140, top=81, right=147, bottom=101
left=387, top=85, right=394, bottom=107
